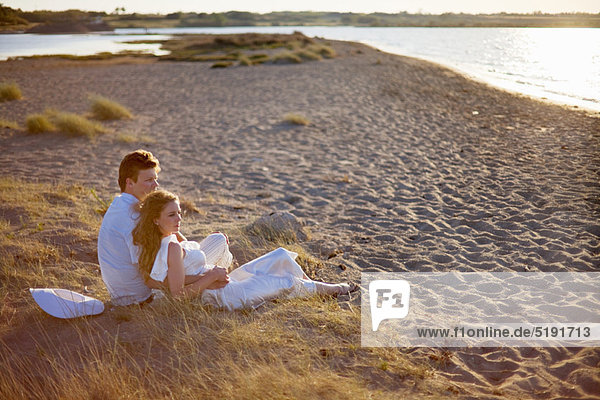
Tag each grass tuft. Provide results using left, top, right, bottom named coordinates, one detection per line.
left=284, top=113, right=310, bottom=126
left=116, top=133, right=156, bottom=144
left=238, top=55, right=253, bottom=66
left=0, top=82, right=22, bottom=102
left=0, top=119, right=20, bottom=130
left=211, top=61, right=234, bottom=68
left=248, top=54, right=270, bottom=64
left=26, top=114, right=55, bottom=134
left=294, top=49, right=322, bottom=61
left=306, top=44, right=337, bottom=58
left=48, top=111, right=107, bottom=138
left=89, top=95, right=133, bottom=120
left=271, top=52, right=302, bottom=64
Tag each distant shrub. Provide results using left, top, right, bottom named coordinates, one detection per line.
left=285, top=41, right=302, bottom=51
left=211, top=61, right=234, bottom=68
left=89, top=95, right=132, bottom=120
left=249, top=54, right=270, bottom=64
left=26, top=114, right=55, bottom=134
left=294, top=49, right=322, bottom=61
left=116, top=133, right=155, bottom=144
left=238, top=55, right=253, bottom=66
left=271, top=52, right=302, bottom=64
left=307, top=44, right=336, bottom=58
left=284, top=113, right=310, bottom=126
left=0, top=82, right=22, bottom=102
left=50, top=111, right=106, bottom=138
left=0, top=119, right=20, bottom=130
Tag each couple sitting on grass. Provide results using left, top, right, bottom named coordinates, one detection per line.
left=98, top=149, right=353, bottom=309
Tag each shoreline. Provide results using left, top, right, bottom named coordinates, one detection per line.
left=369, top=43, right=600, bottom=115
left=3, top=27, right=599, bottom=114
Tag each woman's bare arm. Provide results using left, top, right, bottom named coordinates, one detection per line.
left=167, top=241, right=229, bottom=298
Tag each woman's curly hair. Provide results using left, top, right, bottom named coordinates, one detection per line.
left=132, top=190, right=178, bottom=281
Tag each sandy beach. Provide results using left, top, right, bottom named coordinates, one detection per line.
left=1, top=39, right=599, bottom=398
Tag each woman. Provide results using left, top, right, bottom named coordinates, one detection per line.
left=132, top=190, right=354, bottom=310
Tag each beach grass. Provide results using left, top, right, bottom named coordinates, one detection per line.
left=0, top=82, right=22, bottom=102
left=284, top=113, right=311, bottom=126
left=0, top=178, right=445, bottom=399
left=272, top=52, right=303, bottom=64
left=294, top=48, right=323, bottom=61
left=89, top=95, right=133, bottom=120
left=211, top=61, right=234, bottom=68
left=306, top=43, right=337, bottom=58
left=0, top=119, right=20, bottom=130
left=46, top=110, right=107, bottom=138
left=25, top=114, right=55, bottom=134
left=116, top=133, right=156, bottom=144
left=238, top=55, right=253, bottom=66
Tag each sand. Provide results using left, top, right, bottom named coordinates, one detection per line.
left=0, top=40, right=599, bottom=398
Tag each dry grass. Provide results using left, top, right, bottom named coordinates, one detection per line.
left=46, top=110, right=107, bottom=138
left=0, top=119, right=20, bottom=130
left=89, top=95, right=133, bottom=120
left=211, top=61, right=234, bottom=68
left=25, top=114, right=55, bottom=134
left=0, top=81, right=22, bottom=102
left=294, top=48, right=322, bottom=61
left=284, top=113, right=311, bottom=126
left=238, top=54, right=253, bottom=66
left=272, top=52, right=303, bottom=64
left=0, top=178, right=104, bottom=327
left=116, top=133, right=156, bottom=144
left=306, top=43, right=337, bottom=58
left=0, top=178, right=450, bottom=399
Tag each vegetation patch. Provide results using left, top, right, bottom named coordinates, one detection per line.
left=115, top=133, right=155, bottom=144
left=47, top=110, right=107, bottom=138
left=293, top=48, right=322, bottom=61
left=89, top=95, right=132, bottom=120
left=284, top=113, right=311, bottom=126
left=211, top=61, right=234, bottom=68
left=0, top=177, right=450, bottom=398
left=25, top=114, right=55, bottom=134
left=0, top=119, right=20, bottom=130
left=0, top=82, right=22, bottom=102
left=271, top=51, right=302, bottom=64
left=238, top=55, right=253, bottom=66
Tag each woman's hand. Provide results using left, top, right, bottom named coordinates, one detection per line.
left=167, top=242, right=230, bottom=298
left=205, top=266, right=230, bottom=289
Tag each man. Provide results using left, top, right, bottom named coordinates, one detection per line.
left=98, top=149, right=232, bottom=306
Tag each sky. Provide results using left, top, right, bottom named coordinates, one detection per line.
left=5, top=0, right=600, bottom=14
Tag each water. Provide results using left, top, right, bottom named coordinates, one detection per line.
left=0, top=32, right=171, bottom=59
left=1, top=26, right=599, bottom=112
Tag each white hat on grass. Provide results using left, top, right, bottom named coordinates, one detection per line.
left=30, top=288, right=104, bottom=319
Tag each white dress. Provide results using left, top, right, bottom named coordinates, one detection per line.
left=150, top=235, right=317, bottom=310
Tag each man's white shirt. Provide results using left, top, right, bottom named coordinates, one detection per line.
left=98, top=193, right=152, bottom=305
